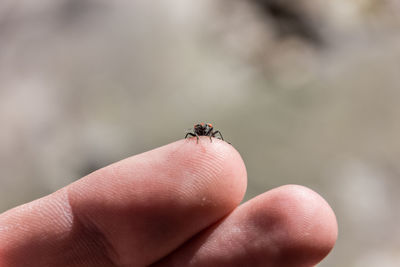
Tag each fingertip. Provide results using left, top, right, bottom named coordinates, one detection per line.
left=171, top=137, right=248, bottom=209
left=261, top=185, right=338, bottom=266
left=200, top=138, right=248, bottom=206
left=151, top=184, right=337, bottom=267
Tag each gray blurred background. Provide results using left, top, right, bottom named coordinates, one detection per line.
left=1, top=0, right=400, bottom=266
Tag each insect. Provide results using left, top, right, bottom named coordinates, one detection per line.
left=185, top=123, right=225, bottom=143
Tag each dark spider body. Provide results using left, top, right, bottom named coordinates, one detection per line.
left=185, top=123, right=225, bottom=143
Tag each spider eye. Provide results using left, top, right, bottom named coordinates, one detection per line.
left=208, top=123, right=212, bottom=127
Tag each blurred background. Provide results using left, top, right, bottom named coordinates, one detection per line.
left=1, top=0, right=400, bottom=266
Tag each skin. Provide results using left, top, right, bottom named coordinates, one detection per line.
left=0, top=137, right=337, bottom=267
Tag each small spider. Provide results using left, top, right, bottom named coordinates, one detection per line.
left=185, top=123, right=225, bottom=143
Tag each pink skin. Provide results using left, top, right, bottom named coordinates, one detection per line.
left=0, top=137, right=337, bottom=267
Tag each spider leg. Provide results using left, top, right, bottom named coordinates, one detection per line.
left=205, top=128, right=214, bottom=143
left=185, top=132, right=200, bottom=144
left=185, top=132, right=196, bottom=139
left=212, top=131, right=224, bottom=141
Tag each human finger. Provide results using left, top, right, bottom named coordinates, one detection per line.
left=0, top=137, right=247, bottom=267
left=153, top=185, right=338, bottom=267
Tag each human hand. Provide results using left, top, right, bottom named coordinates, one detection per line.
left=0, top=138, right=337, bottom=266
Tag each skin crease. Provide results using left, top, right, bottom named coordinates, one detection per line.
left=0, top=137, right=337, bottom=267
